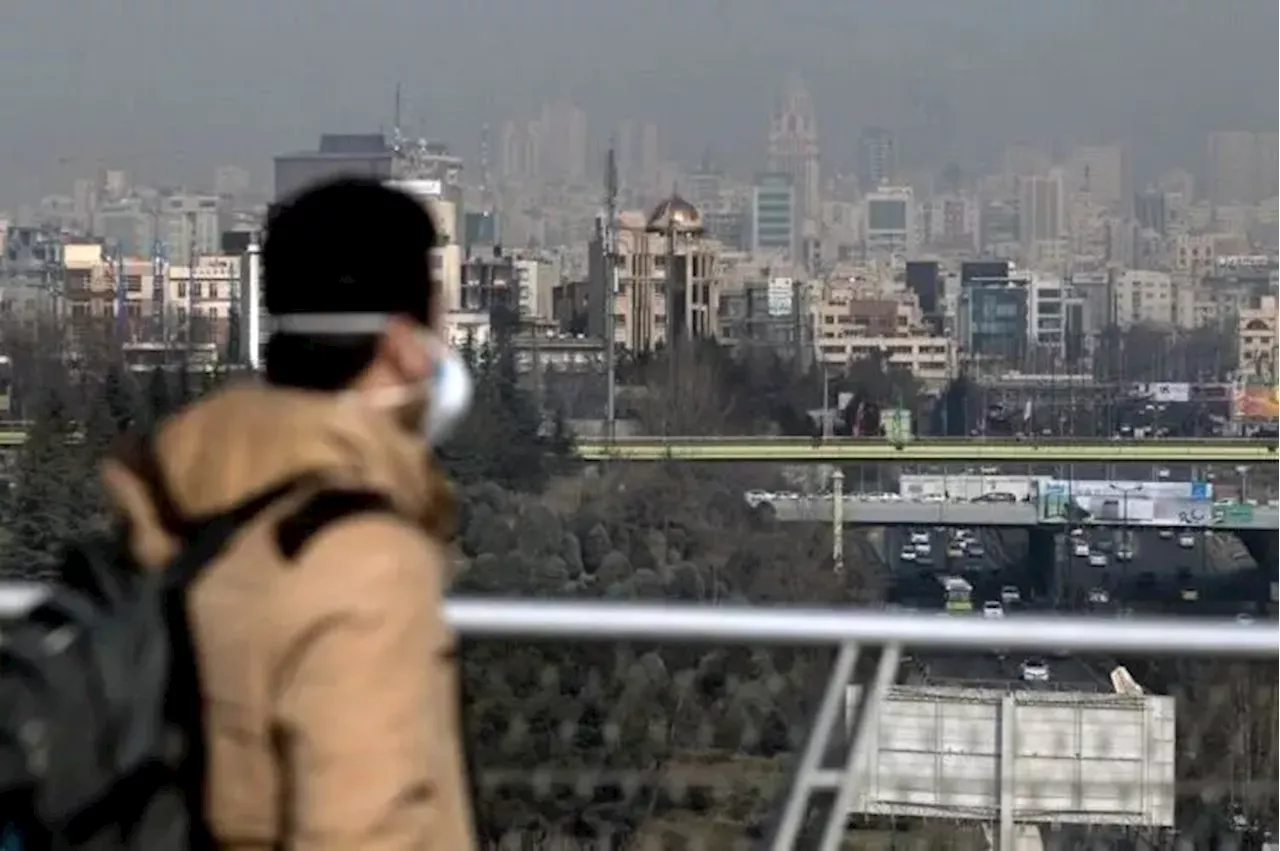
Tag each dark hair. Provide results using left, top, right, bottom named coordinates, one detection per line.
left=263, top=177, right=439, bottom=390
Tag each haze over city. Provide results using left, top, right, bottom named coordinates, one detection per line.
left=0, top=2, right=1278, bottom=849
left=0, top=0, right=1276, bottom=201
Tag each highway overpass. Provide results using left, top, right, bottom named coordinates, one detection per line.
left=577, top=436, right=1275, bottom=464
left=766, top=497, right=1280, bottom=531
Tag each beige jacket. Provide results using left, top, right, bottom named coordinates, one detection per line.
left=102, top=381, right=476, bottom=851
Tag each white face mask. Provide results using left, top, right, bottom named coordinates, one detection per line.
left=270, top=312, right=474, bottom=445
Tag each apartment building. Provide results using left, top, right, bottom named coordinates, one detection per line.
left=61, top=243, right=238, bottom=346
left=587, top=195, right=722, bottom=353
left=1112, top=270, right=1177, bottom=327
left=1237, top=295, right=1277, bottom=380
left=809, top=277, right=953, bottom=385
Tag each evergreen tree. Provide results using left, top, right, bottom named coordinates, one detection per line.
left=3, top=387, right=84, bottom=578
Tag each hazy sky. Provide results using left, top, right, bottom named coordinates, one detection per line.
left=0, top=0, right=1274, bottom=204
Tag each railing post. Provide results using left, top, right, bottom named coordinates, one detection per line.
left=831, top=469, right=845, bottom=575
left=766, top=642, right=860, bottom=850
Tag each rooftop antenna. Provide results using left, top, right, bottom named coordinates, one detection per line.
left=478, top=121, right=494, bottom=211
left=603, top=142, right=619, bottom=439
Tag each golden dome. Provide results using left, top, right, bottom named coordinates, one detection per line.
left=645, top=194, right=704, bottom=235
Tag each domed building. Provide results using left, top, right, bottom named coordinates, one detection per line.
left=644, top=194, right=705, bottom=236
left=590, top=191, right=722, bottom=353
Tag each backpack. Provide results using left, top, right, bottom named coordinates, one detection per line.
left=0, top=452, right=393, bottom=850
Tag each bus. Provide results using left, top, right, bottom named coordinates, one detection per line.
left=939, top=575, right=974, bottom=612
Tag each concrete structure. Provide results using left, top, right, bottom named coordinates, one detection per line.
left=766, top=497, right=1278, bottom=532
left=574, top=437, right=1276, bottom=464
left=842, top=685, right=1175, bottom=830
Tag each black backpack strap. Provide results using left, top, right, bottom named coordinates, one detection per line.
left=275, top=490, right=395, bottom=561
left=116, top=434, right=314, bottom=591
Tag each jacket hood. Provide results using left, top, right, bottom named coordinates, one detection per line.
left=103, top=380, right=455, bottom=568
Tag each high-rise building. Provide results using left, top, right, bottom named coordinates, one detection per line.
left=160, top=193, right=221, bottom=266
left=1018, top=173, right=1064, bottom=248
left=1065, top=144, right=1130, bottom=212
left=538, top=101, right=588, bottom=183
left=500, top=119, right=541, bottom=182
left=864, top=186, right=916, bottom=256
left=1001, top=143, right=1051, bottom=178
left=1208, top=131, right=1259, bottom=206
left=959, top=272, right=1030, bottom=373
left=273, top=134, right=394, bottom=200
left=750, top=172, right=798, bottom=260
left=857, top=127, right=897, bottom=192
left=767, top=77, right=821, bottom=222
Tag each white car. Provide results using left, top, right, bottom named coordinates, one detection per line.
left=909, top=530, right=931, bottom=545
left=1069, top=527, right=1085, bottom=539
left=1000, top=585, right=1022, bottom=605
left=1021, top=658, right=1051, bottom=682
left=1116, top=547, right=1134, bottom=562
left=1158, top=528, right=1174, bottom=540
left=1088, top=552, right=1108, bottom=568
left=1073, top=541, right=1090, bottom=558
left=966, top=544, right=986, bottom=558
left=900, top=549, right=918, bottom=562
left=982, top=600, right=1005, bottom=619
left=914, top=542, right=932, bottom=555
left=921, top=493, right=946, bottom=503
left=1088, top=587, right=1110, bottom=605
left=1177, top=533, right=1196, bottom=549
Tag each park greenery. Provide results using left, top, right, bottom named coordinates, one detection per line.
left=0, top=317, right=1273, bottom=848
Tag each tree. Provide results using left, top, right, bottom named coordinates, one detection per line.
left=3, top=386, right=86, bottom=578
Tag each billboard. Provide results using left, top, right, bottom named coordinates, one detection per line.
left=766, top=277, right=794, bottom=317
left=844, top=685, right=1175, bottom=826
left=1233, top=384, right=1279, bottom=423
left=880, top=408, right=913, bottom=443
left=1037, top=479, right=1216, bottom=526
left=899, top=474, right=1048, bottom=501
left=1133, top=382, right=1191, bottom=403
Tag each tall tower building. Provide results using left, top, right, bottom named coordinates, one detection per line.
left=1066, top=144, right=1130, bottom=212
left=538, top=101, right=588, bottom=183
left=1018, top=173, right=1064, bottom=249
left=857, top=127, right=898, bottom=192
left=767, top=76, right=821, bottom=222
left=1208, top=133, right=1259, bottom=206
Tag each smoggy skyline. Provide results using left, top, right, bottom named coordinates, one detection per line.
left=0, top=0, right=1275, bottom=204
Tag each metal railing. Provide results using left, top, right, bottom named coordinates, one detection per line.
left=450, top=600, right=1274, bottom=851
left=3, top=589, right=1276, bottom=850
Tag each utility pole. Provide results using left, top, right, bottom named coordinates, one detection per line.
left=665, top=185, right=678, bottom=432
left=603, top=144, right=619, bottom=440
left=185, top=211, right=196, bottom=356
left=114, top=242, right=127, bottom=341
